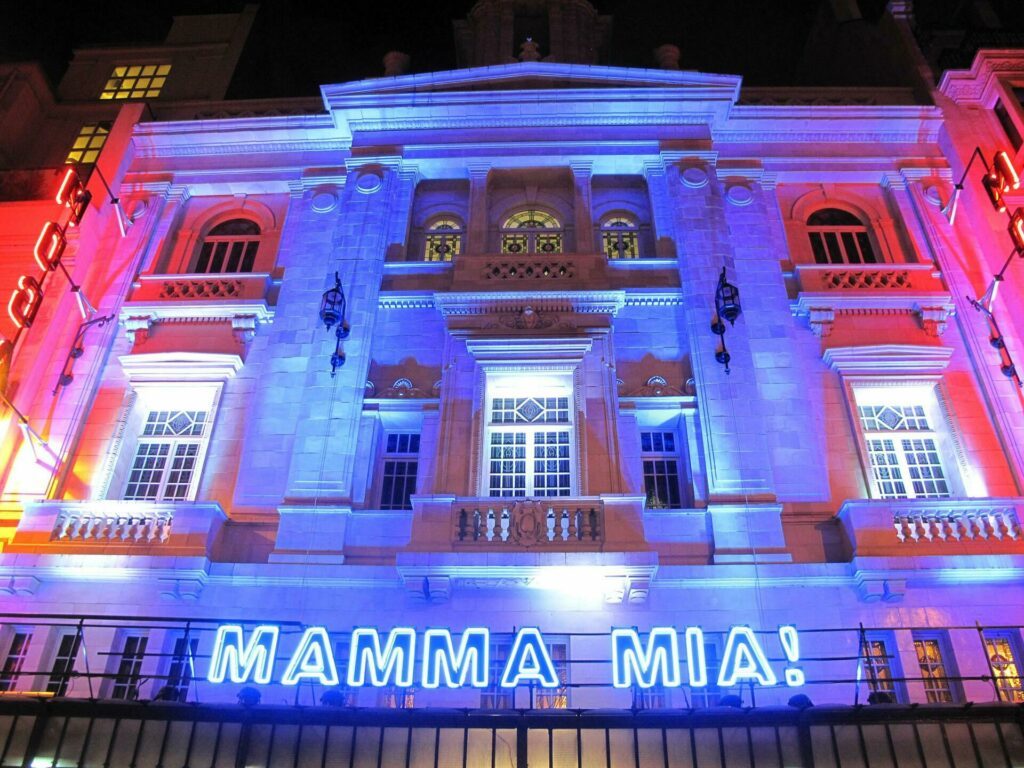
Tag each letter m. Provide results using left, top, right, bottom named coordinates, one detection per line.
left=612, top=628, right=680, bottom=689
left=208, top=625, right=279, bottom=684
left=347, top=628, right=417, bottom=687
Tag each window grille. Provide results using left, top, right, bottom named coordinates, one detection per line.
left=534, top=642, right=568, bottom=710
left=111, top=635, right=148, bottom=701
left=983, top=632, right=1024, bottom=703
left=491, top=397, right=569, bottom=424
left=481, top=640, right=515, bottom=709
left=862, top=635, right=903, bottom=702
left=501, top=210, right=563, bottom=254
left=857, top=404, right=949, bottom=499
left=46, top=633, right=81, bottom=696
left=66, top=123, right=111, bottom=165
left=807, top=208, right=878, bottom=265
left=600, top=216, right=641, bottom=259
left=100, top=64, right=171, bottom=100
left=380, top=433, right=420, bottom=511
left=640, top=431, right=683, bottom=509
left=194, top=219, right=260, bottom=274
left=423, top=218, right=463, bottom=261
left=124, top=410, right=209, bottom=502
left=0, top=632, right=32, bottom=692
left=913, top=635, right=957, bottom=703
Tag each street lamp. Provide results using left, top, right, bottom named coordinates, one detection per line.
left=711, top=267, right=741, bottom=374
left=319, top=272, right=350, bottom=378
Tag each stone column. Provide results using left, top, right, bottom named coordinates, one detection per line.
left=571, top=162, right=595, bottom=253
left=466, top=164, right=490, bottom=254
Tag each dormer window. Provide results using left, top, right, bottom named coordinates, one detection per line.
left=600, top=215, right=640, bottom=259
left=806, top=208, right=878, bottom=265
left=423, top=217, right=463, bottom=262
left=100, top=64, right=171, bottom=100
left=194, top=219, right=260, bottom=274
left=501, top=210, right=563, bottom=254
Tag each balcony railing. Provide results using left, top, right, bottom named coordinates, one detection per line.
left=452, top=499, right=604, bottom=549
left=839, top=498, right=1023, bottom=557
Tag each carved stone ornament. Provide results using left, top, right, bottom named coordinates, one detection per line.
left=680, top=165, right=710, bottom=189
left=354, top=170, right=383, bottom=194
left=380, top=377, right=428, bottom=398
left=310, top=189, right=338, bottom=213
left=499, top=305, right=557, bottom=330
left=725, top=183, right=754, bottom=206
left=629, top=375, right=684, bottom=397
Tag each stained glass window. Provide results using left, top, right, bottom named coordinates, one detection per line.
left=501, top=210, right=562, bottom=254
left=100, top=64, right=171, bottom=100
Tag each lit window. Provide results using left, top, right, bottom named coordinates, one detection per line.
left=486, top=392, right=573, bottom=498
left=807, top=208, right=878, bottom=265
left=332, top=640, right=357, bottom=706
left=857, top=402, right=949, bottom=500
left=380, top=687, right=415, bottom=708
left=123, top=409, right=210, bottom=501
left=600, top=215, right=640, bottom=259
left=501, top=210, right=562, bottom=254
left=194, top=219, right=260, bottom=274
left=423, top=218, right=463, bottom=262
left=861, top=633, right=905, bottom=703
left=534, top=640, right=569, bottom=709
left=912, top=634, right=959, bottom=703
left=0, top=631, right=33, bottom=692
left=690, top=635, right=730, bottom=708
left=983, top=631, right=1024, bottom=703
left=100, top=64, right=171, bottom=100
left=380, top=433, right=419, bottom=510
left=163, top=636, right=198, bottom=702
left=66, top=123, right=111, bottom=165
left=633, top=683, right=669, bottom=710
left=640, top=431, right=683, bottom=509
left=481, top=638, right=515, bottom=708
left=46, top=632, right=81, bottom=696
left=110, top=634, right=148, bottom=701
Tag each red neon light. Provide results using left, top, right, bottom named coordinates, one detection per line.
left=7, top=275, right=43, bottom=329
left=33, top=222, right=66, bottom=272
left=983, top=175, right=1007, bottom=213
left=55, top=167, right=91, bottom=226
left=993, top=151, right=1021, bottom=192
left=1011, top=208, right=1024, bottom=254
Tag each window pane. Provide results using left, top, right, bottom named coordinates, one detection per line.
left=0, top=632, right=32, bottom=692
left=111, top=635, right=148, bottom=700
left=47, top=633, right=82, bottom=696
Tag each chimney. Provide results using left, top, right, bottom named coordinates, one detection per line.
left=383, top=51, right=411, bottom=76
left=653, top=44, right=680, bottom=70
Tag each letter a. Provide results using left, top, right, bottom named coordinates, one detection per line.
left=500, top=628, right=559, bottom=688
left=282, top=627, right=338, bottom=686
left=717, top=627, right=777, bottom=687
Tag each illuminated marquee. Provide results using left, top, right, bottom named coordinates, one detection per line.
left=207, top=625, right=804, bottom=689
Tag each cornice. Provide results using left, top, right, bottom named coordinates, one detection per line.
left=823, top=344, right=955, bottom=375
left=433, top=290, right=627, bottom=317
left=938, top=49, right=1024, bottom=105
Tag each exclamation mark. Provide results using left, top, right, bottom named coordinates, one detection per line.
left=778, top=626, right=805, bottom=687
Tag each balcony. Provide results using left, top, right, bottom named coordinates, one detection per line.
left=119, top=273, right=276, bottom=343
left=451, top=253, right=608, bottom=292
left=791, top=263, right=954, bottom=337
left=452, top=499, right=604, bottom=550
left=4, top=500, right=226, bottom=558
left=838, top=498, right=1022, bottom=558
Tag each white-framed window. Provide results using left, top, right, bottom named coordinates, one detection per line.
left=481, top=637, right=514, bottom=709
left=123, top=409, right=211, bottom=501
left=100, top=64, right=171, bottom=100
left=640, top=430, right=684, bottom=509
left=690, top=634, right=731, bottom=708
left=912, top=632, right=961, bottom=703
left=854, top=387, right=951, bottom=500
left=861, top=632, right=906, bottom=703
left=535, top=639, right=569, bottom=710
left=484, top=380, right=575, bottom=498
left=379, top=687, right=416, bottom=708
left=194, top=218, right=261, bottom=274
left=806, top=208, right=878, bottom=265
left=0, top=629, right=33, bottom=693
left=600, top=215, right=641, bottom=259
left=331, top=639, right=357, bottom=706
left=983, top=630, right=1024, bottom=703
left=500, top=210, right=563, bottom=254
left=160, top=634, right=198, bottom=702
left=66, top=122, right=111, bottom=165
left=46, top=630, right=81, bottom=697
left=379, top=433, right=420, bottom=510
left=423, top=217, right=463, bottom=262
left=109, top=633, right=148, bottom=701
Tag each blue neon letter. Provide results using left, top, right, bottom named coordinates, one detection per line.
left=611, top=628, right=680, bottom=689
left=500, top=628, right=559, bottom=688
left=717, top=627, right=777, bottom=687
left=347, top=628, right=416, bottom=687
left=422, top=628, right=489, bottom=688
left=281, top=627, right=338, bottom=686
left=207, top=625, right=279, bottom=684
left=685, top=627, right=708, bottom=688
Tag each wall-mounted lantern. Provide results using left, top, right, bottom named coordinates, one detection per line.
left=710, top=267, right=741, bottom=374
left=319, top=271, right=350, bottom=378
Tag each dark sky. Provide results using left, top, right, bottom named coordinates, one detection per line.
left=2, top=0, right=1023, bottom=98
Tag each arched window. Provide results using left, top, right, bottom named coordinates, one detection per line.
left=600, top=215, right=640, bottom=259
left=194, top=219, right=260, bottom=274
left=423, top=217, right=463, bottom=262
left=806, top=209, right=878, bottom=265
left=501, top=210, right=563, bottom=254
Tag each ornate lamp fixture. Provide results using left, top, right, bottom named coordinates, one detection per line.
left=319, top=271, right=350, bottom=378
left=710, top=267, right=741, bottom=374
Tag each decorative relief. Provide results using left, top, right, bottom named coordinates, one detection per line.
left=498, top=305, right=558, bottom=330
left=160, top=279, right=244, bottom=299
left=379, top=378, right=429, bottom=398
left=310, top=190, right=338, bottom=213
left=482, top=261, right=575, bottom=281
left=627, top=376, right=685, bottom=397
left=354, top=170, right=383, bottom=194
left=680, top=165, right=710, bottom=189
left=725, top=184, right=754, bottom=207
left=820, top=269, right=912, bottom=291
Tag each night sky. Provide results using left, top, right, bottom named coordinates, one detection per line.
left=2, top=0, right=1023, bottom=98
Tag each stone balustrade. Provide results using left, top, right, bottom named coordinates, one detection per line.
left=6, top=501, right=226, bottom=557
left=131, top=273, right=272, bottom=302
left=839, top=498, right=1023, bottom=556
left=452, top=499, right=604, bottom=549
left=795, top=263, right=944, bottom=293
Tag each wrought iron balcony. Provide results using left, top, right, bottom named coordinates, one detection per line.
left=838, top=498, right=1022, bottom=557
left=791, top=263, right=954, bottom=337
left=452, top=498, right=604, bottom=549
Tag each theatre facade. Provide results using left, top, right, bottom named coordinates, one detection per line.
left=0, top=2, right=1023, bottom=766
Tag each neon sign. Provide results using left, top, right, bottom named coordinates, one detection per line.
left=207, top=625, right=805, bottom=690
